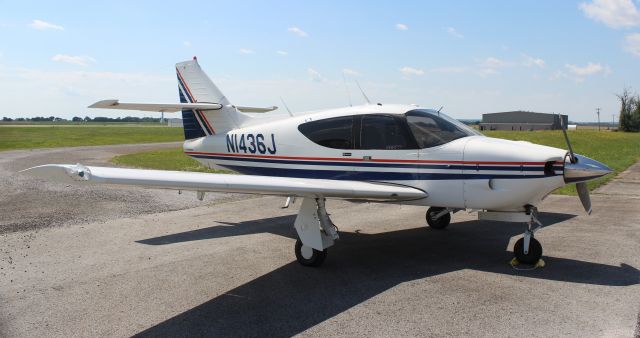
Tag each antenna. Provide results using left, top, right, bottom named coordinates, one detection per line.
left=355, top=80, right=371, bottom=105
left=342, top=71, right=352, bottom=107
left=437, top=106, right=444, bottom=116
left=280, top=97, right=294, bottom=117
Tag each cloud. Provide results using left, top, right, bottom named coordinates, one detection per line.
left=565, top=62, right=609, bottom=75
left=430, top=66, right=466, bottom=73
left=239, top=48, right=255, bottom=54
left=625, top=33, right=640, bottom=56
left=183, top=41, right=191, bottom=47
left=522, top=54, right=545, bottom=68
left=276, top=50, right=288, bottom=56
left=308, top=68, right=326, bottom=82
left=399, top=66, right=425, bottom=76
left=477, top=68, right=497, bottom=77
left=396, top=23, right=409, bottom=31
left=51, top=54, right=96, bottom=66
left=342, top=68, right=359, bottom=76
left=29, top=19, right=64, bottom=31
left=483, top=57, right=511, bottom=68
left=288, top=26, right=308, bottom=37
left=579, top=0, right=640, bottom=28
left=446, top=27, right=463, bottom=38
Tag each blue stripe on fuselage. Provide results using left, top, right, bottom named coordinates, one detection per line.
left=217, top=165, right=555, bottom=181
left=189, top=154, right=561, bottom=172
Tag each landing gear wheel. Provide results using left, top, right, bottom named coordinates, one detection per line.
left=294, top=239, right=327, bottom=267
left=513, top=237, right=543, bottom=265
left=426, top=207, right=451, bottom=230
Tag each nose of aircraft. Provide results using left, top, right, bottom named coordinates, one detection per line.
left=564, top=154, right=612, bottom=183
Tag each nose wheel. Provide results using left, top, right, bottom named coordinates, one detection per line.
left=426, top=207, right=451, bottom=229
left=513, top=236, right=542, bottom=265
left=295, top=239, right=327, bottom=267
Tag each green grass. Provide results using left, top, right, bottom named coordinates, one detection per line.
left=485, top=130, right=640, bottom=194
left=109, top=130, right=640, bottom=195
left=0, top=126, right=183, bottom=151
left=111, top=147, right=230, bottom=173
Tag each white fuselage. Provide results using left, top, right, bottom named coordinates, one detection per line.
left=183, top=104, right=567, bottom=212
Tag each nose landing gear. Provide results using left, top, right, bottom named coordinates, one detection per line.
left=478, top=206, right=545, bottom=265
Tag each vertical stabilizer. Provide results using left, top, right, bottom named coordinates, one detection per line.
left=175, top=58, right=249, bottom=139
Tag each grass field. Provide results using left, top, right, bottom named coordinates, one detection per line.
left=111, top=130, right=640, bottom=195
left=112, top=147, right=229, bottom=173
left=0, top=125, right=183, bottom=151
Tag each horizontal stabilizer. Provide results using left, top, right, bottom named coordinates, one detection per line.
left=236, top=106, right=278, bottom=113
left=88, top=100, right=223, bottom=112
left=21, top=164, right=427, bottom=202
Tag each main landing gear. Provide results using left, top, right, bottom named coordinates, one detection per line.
left=291, top=197, right=338, bottom=267
left=425, top=207, right=452, bottom=229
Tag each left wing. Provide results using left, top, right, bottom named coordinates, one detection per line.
left=88, top=100, right=278, bottom=113
left=22, top=164, right=427, bottom=201
left=88, top=100, right=223, bottom=112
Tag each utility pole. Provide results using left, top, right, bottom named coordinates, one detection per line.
left=612, top=114, right=615, bottom=129
left=596, top=107, right=600, bottom=131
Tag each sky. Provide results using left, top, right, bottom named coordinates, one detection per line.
left=0, top=0, right=639, bottom=122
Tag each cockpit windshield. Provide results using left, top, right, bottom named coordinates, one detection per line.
left=405, top=109, right=480, bottom=148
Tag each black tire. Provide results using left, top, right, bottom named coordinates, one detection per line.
left=294, top=239, right=327, bottom=267
left=426, top=207, right=451, bottom=230
left=513, top=237, right=543, bottom=265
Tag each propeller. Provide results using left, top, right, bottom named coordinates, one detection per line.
left=559, top=116, right=593, bottom=214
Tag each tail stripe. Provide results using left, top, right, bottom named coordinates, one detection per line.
left=177, top=78, right=212, bottom=135
left=176, top=69, right=216, bottom=134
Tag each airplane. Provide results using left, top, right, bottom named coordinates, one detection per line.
left=23, top=57, right=612, bottom=267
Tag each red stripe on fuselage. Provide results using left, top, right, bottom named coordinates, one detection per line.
left=184, top=151, right=560, bottom=166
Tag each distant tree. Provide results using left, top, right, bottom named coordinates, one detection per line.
left=84, top=116, right=91, bottom=122
left=72, top=116, right=83, bottom=122
left=2, top=117, right=13, bottom=121
left=618, top=89, right=640, bottom=132
left=15, top=117, right=25, bottom=121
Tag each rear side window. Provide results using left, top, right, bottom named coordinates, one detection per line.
left=360, top=115, right=415, bottom=150
left=298, top=116, right=354, bottom=149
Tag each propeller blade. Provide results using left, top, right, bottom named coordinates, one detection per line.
left=576, top=182, right=592, bottom=215
left=558, top=115, right=576, bottom=163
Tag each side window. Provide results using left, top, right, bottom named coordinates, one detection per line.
left=406, top=110, right=471, bottom=148
left=360, top=115, right=414, bottom=150
left=298, top=116, right=354, bottom=149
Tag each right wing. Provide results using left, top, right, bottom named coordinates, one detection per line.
left=21, top=164, right=427, bottom=202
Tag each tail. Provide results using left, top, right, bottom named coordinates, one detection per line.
left=176, top=58, right=250, bottom=139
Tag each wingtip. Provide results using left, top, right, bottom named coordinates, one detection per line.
left=20, top=164, right=89, bottom=182
left=88, top=99, right=119, bottom=109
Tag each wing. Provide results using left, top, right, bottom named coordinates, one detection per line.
left=89, top=100, right=278, bottom=114
left=88, top=100, right=223, bottom=112
left=21, top=164, right=427, bottom=202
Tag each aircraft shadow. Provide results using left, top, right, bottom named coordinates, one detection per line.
left=134, top=212, right=639, bottom=337
left=136, top=215, right=296, bottom=245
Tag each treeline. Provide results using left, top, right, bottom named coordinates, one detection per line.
left=618, top=89, right=640, bottom=132
left=2, top=116, right=162, bottom=123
